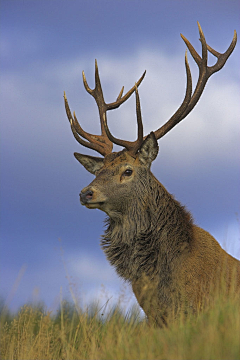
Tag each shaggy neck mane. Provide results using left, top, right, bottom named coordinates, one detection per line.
left=101, top=172, right=193, bottom=282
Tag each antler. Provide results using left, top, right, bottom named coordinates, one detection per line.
left=152, top=22, right=237, bottom=140
left=102, top=22, right=236, bottom=155
left=65, top=23, right=237, bottom=157
left=64, top=60, right=146, bottom=156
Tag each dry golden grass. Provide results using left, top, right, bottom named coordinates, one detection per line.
left=1, top=289, right=240, bottom=360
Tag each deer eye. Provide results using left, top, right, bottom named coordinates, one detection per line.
left=123, top=169, right=133, bottom=176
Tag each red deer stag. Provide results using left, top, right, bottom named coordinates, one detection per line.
left=64, top=23, right=240, bottom=326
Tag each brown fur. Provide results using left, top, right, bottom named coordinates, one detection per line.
left=77, top=137, right=240, bottom=326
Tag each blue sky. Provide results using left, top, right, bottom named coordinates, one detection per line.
left=1, top=0, right=240, bottom=313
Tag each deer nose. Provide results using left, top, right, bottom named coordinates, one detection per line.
left=80, top=189, right=93, bottom=204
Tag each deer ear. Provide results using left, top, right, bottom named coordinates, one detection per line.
left=74, top=153, right=104, bottom=175
left=138, top=132, right=159, bottom=167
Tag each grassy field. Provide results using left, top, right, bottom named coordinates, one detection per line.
left=1, top=290, right=240, bottom=360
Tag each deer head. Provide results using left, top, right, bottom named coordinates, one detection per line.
left=64, top=23, right=237, bottom=218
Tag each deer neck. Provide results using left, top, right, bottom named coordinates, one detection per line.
left=101, top=173, right=193, bottom=282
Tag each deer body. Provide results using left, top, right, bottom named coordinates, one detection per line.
left=64, top=23, right=240, bottom=326
left=79, top=145, right=240, bottom=326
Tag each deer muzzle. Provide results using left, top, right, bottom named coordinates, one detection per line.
left=80, top=187, right=107, bottom=209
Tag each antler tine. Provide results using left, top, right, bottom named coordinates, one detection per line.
left=206, top=30, right=237, bottom=73
left=135, top=84, right=144, bottom=148
left=102, top=84, right=144, bottom=156
left=152, top=22, right=237, bottom=141
left=153, top=50, right=192, bottom=140
left=205, top=30, right=237, bottom=61
left=117, top=86, right=124, bottom=101
left=106, top=70, right=146, bottom=110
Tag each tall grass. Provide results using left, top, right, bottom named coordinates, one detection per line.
left=1, top=290, right=239, bottom=360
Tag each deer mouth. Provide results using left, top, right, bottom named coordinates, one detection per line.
left=84, top=201, right=105, bottom=209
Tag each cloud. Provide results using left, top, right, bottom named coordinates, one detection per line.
left=69, top=252, right=118, bottom=284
